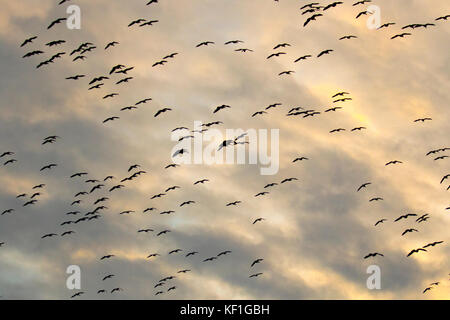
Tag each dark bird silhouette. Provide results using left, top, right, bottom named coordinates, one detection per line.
left=41, top=233, right=58, bottom=239
left=70, top=292, right=84, bottom=298
left=180, top=200, right=195, bottom=207
left=186, top=251, right=198, bottom=257
left=333, top=97, right=352, bottom=103
left=364, top=253, right=384, bottom=259
left=294, top=55, right=312, bottom=62
left=116, top=77, right=133, bottom=85
left=339, top=35, right=357, bottom=40
left=402, top=229, right=418, bottom=236
left=253, top=218, right=265, bottom=225
left=225, top=40, right=244, bottom=45
left=251, top=259, right=264, bottom=267
left=377, top=22, right=396, bottom=30
left=196, top=41, right=215, bottom=47
left=173, top=148, right=188, bottom=157
left=252, top=110, right=268, bottom=117
left=40, top=164, right=57, bottom=171
left=155, top=108, right=172, bottom=117
left=266, top=103, right=282, bottom=110
left=273, top=43, right=290, bottom=50
left=89, top=184, right=104, bottom=193
left=423, top=287, right=433, bottom=294
left=324, top=1, right=343, bottom=10
left=414, top=118, right=432, bottom=123
left=391, top=33, right=411, bottom=40
left=66, top=74, right=85, bottom=80
left=178, top=269, right=191, bottom=274
left=304, top=14, right=322, bottom=27
left=105, top=41, right=119, bottom=50
left=140, top=20, right=159, bottom=27
left=73, top=55, right=86, bottom=62
left=135, top=98, right=152, bottom=106
left=375, top=219, right=387, bottom=226
left=293, top=157, right=309, bottom=162
left=152, top=60, right=168, bottom=67
left=100, top=255, right=115, bottom=260
left=385, top=160, right=403, bottom=166
left=436, top=15, right=450, bottom=21
left=395, top=213, right=417, bottom=222
left=89, top=76, right=109, bottom=85
left=24, top=200, right=38, bottom=207
left=278, top=70, right=295, bottom=76
left=163, top=53, right=178, bottom=59
left=157, top=230, right=171, bottom=236
left=422, top=241, right=444, bottom=248
left=417, top=214, right=431, bottom=224
left=128, top=19, right=146, bottom=27
left=249, top=273, right=263, bottom=278
left=213, top=105, right=231, bottom=113
left=0, top=151, right=14, bottom=158
left=47, top=18, right=67, bottom=29
left=103, top=116, right=120, bottom=124
left=235, top=48, right=253, bottom=53
left=203, top=257, right=218, bottom=262
left=4, top=159, right=17, bottom=166
left=440, top=174, right=450, bottom=184
left=407, top=248, right=427, bottom=257
left=325, top=107, right=342, bottom=112
left=103, top=93, right=119, bottom=99
left=70, top=172, right=88, bottom=178
left=317, top=49, right=334, bottom=58
left=1, top=209, right=14, bottom=216
left=332, top=92, right=350, bottom=98
left=21, top=36, right=37, bottom=47
left=357, top=182, right=371, bottom=192
left=23, top=50, right=44, bottom=58
left=281, top=177, right=298, bottom=184
left=267, top=52, right=286, bottom=59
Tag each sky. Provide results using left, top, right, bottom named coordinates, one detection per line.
left=0, top=0, right=449, bottom=300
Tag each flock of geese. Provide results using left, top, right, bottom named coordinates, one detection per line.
left=1, top=0, right=449, bottom=299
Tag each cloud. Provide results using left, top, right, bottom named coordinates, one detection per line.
left=0, top=0, right=449, bottom=300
